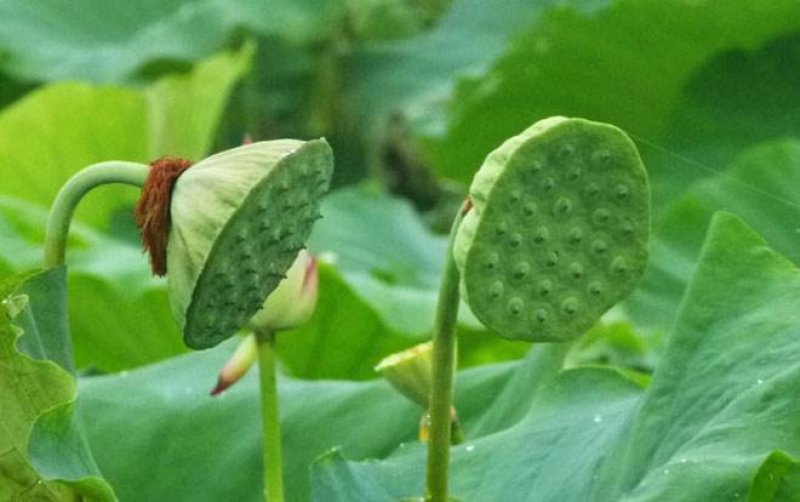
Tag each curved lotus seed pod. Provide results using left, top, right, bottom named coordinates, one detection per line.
left=453, top=117, right=649, bottom=342
left=167, top=139, right=333, bottom=349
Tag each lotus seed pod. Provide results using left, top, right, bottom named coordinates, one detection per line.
left=248, top=250, right=319, bottom=333
left=453, top=117, right=649, bottom=342
left=167, top=139, right=333, bottom=349
left=375, top=341, right=434, bottom=408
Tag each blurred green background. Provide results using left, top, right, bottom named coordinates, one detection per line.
left=3, top=1, right=800, bottom=500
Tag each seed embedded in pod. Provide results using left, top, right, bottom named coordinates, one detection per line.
left=509, top=233, right=523, bottom=247
left=533, top=226, right=550, bottom=244
left=561, top=297, right=580, bottom=315
left=611, top=256, right=628, bottom=274
left=495, top=221, right=508, bottom=235
left=569, top=262, right=584, bottom=279
left=485, top=252, right=500, bottom=270
left=592, top=149, right=612, bottom=167
left=545, top=250, right=559, bottom=267
left=512, top=262, right=530, bottom=280
left=507, top=297, right=524, bottom=316
left=584, top=182, right=600, bottom=197
left=588, top=281, right=604, bottom=296
left=615, top=183, right=630, bottom=200
left=553, top=197, right=573, bottom=216
left=593, top=208, right=611, bottom=225
left=558, top=143, right=576, bottom=159
left=620, top=220, right=635, bottom=235
left=489, top=281, right=504, bottom=299
left=591, top=239, right=608, bottom=255
left=523, top=201, right=537, bottom=216
left=541, top=177, right=556, bottom=192
left=538, top=279, right=553, bottom=296
left=534, top=308, right=549, bottom=323
left=567, top=227, right=583, bottom=245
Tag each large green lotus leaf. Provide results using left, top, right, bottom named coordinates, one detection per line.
left=308, top=186, right=482, bottom=335
left=0, top=0, right=343, bottom=83
left=650, top=32, right=800, bottom=203
left=421, top=1, right=800, bottom=189
left=310, top=213, right=800, bottom=500
left=0, top=196, right=187, bottom=372
left=628, top=139, right=800, bottom=335
left=144, top=44, right=252, bottom=162
left=0, top=47, right=250, bottom=229
left=76, top=336, right=563, bottom=501
left=345, top=0, right=569, bottom=128
left=312, top=367, right=641, bottom=501
left=0, top=270, right=115, bottom=500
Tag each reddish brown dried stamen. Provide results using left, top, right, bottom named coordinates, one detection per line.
left=134, top=157, right=193, bottom=276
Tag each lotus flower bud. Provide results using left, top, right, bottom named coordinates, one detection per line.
left=249, top=249, right=318, bottom=333
left=375, top=341, right=433, bottom=408
left=210, top=334, right=257, bottom=396
left=162, top=139, right=333, bottom=349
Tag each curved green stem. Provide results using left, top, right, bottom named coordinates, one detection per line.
left=425, top=202, right=467, bottom=502
left=44, top=161, right=150, bottom=268
left=256, top=329, right=284, bottom=502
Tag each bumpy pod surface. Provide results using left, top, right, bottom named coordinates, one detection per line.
left=453, top=117, right=649, bottom=342
left=167, top=139, right=333, bottom=349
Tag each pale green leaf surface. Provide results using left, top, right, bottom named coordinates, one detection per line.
left=628, top=139, right=800, bottom=334
left=0, top=0, right=343, bottom=83
left=145, top=44, right=253, bottom=161
left=310, top=213, right=800, bottom=500
left=423, top=1, right=800, bottom=191
left=0, top=48, right=250, bottom=229
left=345, top=0, right=572, bottom=128
left=77, top=339, right=557, bottom=501
left=0, top=197, right=186, bottom=372
left=0, top=270, right=115, bottom=500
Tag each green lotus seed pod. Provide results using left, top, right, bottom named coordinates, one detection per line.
left=167, top=139, right=333, bottom=349
left=453, top=117, right=649, bottom=342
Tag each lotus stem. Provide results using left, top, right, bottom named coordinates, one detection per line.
left=256, top=329, right=285, bottom=502
left=44, top=161, right=149, bottom=268
left=425, top=200, right=468, bottom=502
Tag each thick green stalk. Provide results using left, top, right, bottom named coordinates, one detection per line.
left=256, top=330, right=284, bottom=502
left=425, top=202, right=467, bottom=502
left=44, top=161, right=149, bottom=268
